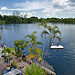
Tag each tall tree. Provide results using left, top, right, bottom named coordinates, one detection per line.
left=25, top=31, right=43, bottom=62
left=42, top=25, right=61, bottom=58
left=39, top=20, right=48, bottom=59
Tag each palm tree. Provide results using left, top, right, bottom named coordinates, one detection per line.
left=42, top=25, right=61, bottom=58
left=25, top=31, right=43, bottom=62
left=39, top=20, right=48, bottom=59
left=47, top=25, right=61, bottom=47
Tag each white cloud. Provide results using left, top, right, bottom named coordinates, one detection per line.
left=14, top=12, right=33, bottom=18
left=45, top=14, right=50, bottom=17
left=52, top=0, right=69, bottom=9
left=32, top=12, right=36, bottom=14
left=68, top=0, right=75, bottom=3
left=13, top=0, right=50, bottom=11
left=1, top=7, right=8, bottom=10
left=42, top=8, right=50, bottom=13
left=27, top=12, right=32, bottom=16
left=0, top=11, right=33, bottom=18
left=0, top=11, right=12, bottom=16
left=0, top=7, right=26, bottom=11
left=0, top=0, right=75, bottom=18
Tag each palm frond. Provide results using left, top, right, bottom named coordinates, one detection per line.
left=53, top=25, right=58, bottom=30
left=21, top=39, right=25, bottom=44
left=25, top=41, right=29, bottom=43
left=39, top=20, right=47, bottom=28
left=55, top=30, right=61, bottom=35
left=56, top=36, right=61, bottom=43
left=41, top=30, right=49, bottom=38
left=36, top=41, right=43, bottom=45
left=25, top=35, right=32, bottom=39
left=29, top=47, right=32, bottom=53
left=31, top=31, right=37, bottom=36
left=47, top=26, right=52, bottom=33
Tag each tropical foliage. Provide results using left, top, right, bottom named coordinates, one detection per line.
left=25, top=31, right=43, bottom=61
left=2, top=47, right=15, bottom=57
left=39, top=20, right=61, bottom=59
left=14, top=39, right=29, bottom=57
left=0, top=20, right=62, bottom=73
left=39, top=20, right=48, bottom=59
left=25, top=62, right=47, bottom=75
left=42, top=25, right=61, bottom=47
left=39, top=20, right=47, bottom=29
left=12, top=60, right=18, bottom=67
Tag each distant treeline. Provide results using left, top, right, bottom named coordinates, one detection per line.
left=0, top=15, right=75, bottom=24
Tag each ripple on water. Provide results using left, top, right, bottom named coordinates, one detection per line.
left=0, top=23, right=75, bottom=75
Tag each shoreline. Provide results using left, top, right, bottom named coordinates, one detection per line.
left=0, top=52, right=56, bottom=75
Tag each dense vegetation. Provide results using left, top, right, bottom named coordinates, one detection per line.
left=39, top=20, right=61, bottom=60
left=2, top=21, right=61, bottom=74
left=25, top=62, right=47, bottom=75
left=0, top=14, right=75, bottom=24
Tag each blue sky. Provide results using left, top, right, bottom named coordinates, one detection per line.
left=0, top=0, right=75, bottom=18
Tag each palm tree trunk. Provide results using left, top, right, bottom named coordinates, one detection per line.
left=42, top=39, right=45, bottom=59
left=44, top=38, right=51, bottom=60
left=44, top=47, right=49, bottom=59
left=49, top=38, right=52, bottom=48
left=42, top=28, right=46, bottom=59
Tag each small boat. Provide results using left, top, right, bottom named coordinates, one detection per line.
left=50, top=45, right=64, bottom=49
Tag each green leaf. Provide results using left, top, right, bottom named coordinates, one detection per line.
left=31, top=31, right=37, bottom=36
left=56, top=36, right=61, bottom=43
left=41, top=30, right=49, bottom=38
left=29, top=47, right=32, bottom=53
left=25, top=35, right=32, bottom=39
left=25, top=62, right=47, bottom=75
left=36, top=41, right=43, bottom=45
left=39, top=20, right=47, bottom=28
left=18, top=45, right=21, bottom=48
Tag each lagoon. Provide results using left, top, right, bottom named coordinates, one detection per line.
left=0, top=23, right=75, bottom=75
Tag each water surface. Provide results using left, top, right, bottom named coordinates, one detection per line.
left=0, top=23, right=75, bottom=75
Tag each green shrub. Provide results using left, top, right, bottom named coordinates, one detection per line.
left=12, top=52, right=15, bottom=55
left=5, top=58, right=8, bottom=62
left=12, top=60, right=17, bottom=67
left=50, top=65, right=54, bottom=71
left=25, top=63, right=47, bottom=75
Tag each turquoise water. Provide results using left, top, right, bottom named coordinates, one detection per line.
left=0, top=23, right=75, bottom=75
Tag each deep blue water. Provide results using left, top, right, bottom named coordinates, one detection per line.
left=0, top=23, right=75, bottom=75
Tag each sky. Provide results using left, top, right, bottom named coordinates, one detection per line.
left=0, top=0, right=75, bottom=18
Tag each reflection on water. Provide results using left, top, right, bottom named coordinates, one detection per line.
left=0, top=23, right=75, bottom=75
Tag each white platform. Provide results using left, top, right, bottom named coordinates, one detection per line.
left=50, top=45, right=64, bottom=49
